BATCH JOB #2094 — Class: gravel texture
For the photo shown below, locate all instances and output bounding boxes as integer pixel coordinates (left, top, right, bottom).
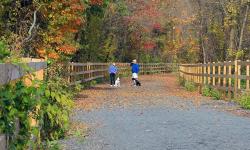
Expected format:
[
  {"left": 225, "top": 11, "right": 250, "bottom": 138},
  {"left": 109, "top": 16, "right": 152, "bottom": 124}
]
[{"left": 60, "top": 74, "right": 250, "bottom": 150}]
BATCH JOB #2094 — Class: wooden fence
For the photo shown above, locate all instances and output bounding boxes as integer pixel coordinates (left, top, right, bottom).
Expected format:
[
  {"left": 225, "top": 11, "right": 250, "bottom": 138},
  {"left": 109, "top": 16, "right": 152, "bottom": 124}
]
[
  {"left": 0, "top": 58, "right": 46, "bottom": 150},
  {"left": 0, "top": 58, "right": 46, "bottom": 85},
  {"left": 179, "top": 60, "right": 250, "bottom": 98},
  {"left": 68, "top": 63, "right": 177, "bottom": 85}
]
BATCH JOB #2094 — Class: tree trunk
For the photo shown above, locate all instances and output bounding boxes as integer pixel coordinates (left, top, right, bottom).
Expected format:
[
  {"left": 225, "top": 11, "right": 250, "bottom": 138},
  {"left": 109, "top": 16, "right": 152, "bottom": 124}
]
[
  {"left": 238, "top": 4, "right": 249, "bottom": 51},
  {"left": 196, "top": 0, "right": 206, "bottom": 63},
  {"left": 201, "top": 36, "right": 206, "bottom": 63},
  {"left": 229, "top": 27, "right": 236, "bottom": 51}
]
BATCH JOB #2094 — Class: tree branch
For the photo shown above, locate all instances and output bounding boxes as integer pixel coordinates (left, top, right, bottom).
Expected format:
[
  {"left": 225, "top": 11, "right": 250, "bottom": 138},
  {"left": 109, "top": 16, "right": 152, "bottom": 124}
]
[{"left": 23, "top": 5, "right": 41, "bottom": 42}]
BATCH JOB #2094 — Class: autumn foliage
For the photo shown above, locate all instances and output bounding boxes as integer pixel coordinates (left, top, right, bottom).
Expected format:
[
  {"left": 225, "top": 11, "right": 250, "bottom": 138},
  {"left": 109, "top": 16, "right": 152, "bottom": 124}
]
[
  {"left": 1, "top": 0, "right": 249, "bottom": 63},
  {"left": 37, "top": 0, "right": 85, "bottom": 59},
  {"left": 90, "top": 0, "right": 104, "bottom": 5}
]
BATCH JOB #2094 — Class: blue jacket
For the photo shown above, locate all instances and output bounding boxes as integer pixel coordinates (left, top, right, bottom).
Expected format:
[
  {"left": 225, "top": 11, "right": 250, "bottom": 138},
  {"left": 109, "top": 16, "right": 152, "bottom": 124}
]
[
  {"left": 132, "top": 63, "right": 139, "bottom": 73},
  {"left": 109, "top": 65, "right": 118, "bottom": 74}
]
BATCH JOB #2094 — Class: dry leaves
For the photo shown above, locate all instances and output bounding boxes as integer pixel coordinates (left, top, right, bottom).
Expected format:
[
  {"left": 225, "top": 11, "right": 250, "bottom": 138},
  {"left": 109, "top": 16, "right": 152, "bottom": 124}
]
[
  {"left": 74, "top": 74, "right": 203, "bottom": 111},
  {"left": 67, "top": 121, "right": 89, "bottom": 137},
  {"left": 73, "top": 74, "right": 250, "bottom": 117}
]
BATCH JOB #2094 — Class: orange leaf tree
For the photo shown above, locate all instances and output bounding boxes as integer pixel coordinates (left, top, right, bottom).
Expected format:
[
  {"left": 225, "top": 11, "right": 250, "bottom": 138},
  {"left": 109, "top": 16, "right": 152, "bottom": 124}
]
[{"left": 38, "top": 0, "right": 85, "bottom": 60}]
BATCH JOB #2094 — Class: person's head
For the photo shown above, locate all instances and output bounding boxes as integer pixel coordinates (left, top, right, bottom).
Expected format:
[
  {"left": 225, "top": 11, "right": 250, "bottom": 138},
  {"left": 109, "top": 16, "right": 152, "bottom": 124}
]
[
  {"left": 112, "top": 63, "right": 116, "bottom": 66},
  {"left": 132, "top": 59, "right": 137, "bottom": 63}
]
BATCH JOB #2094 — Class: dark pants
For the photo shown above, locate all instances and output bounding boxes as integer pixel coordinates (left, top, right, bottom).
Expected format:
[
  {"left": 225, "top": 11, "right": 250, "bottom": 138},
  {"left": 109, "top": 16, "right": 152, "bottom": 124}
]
[{"left": 110, "top": 73, "right": 116, "bottom": 85}]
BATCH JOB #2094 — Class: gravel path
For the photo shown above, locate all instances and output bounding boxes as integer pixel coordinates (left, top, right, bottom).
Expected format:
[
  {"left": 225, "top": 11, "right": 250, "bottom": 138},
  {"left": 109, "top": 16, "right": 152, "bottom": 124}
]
[{"left": 60, "top": 74, "right": 250, "bottom": 150}]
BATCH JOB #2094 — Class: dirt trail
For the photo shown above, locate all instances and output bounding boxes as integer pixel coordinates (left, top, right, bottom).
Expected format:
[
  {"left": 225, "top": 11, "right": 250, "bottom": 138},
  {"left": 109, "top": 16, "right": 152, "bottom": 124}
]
[
  {"left": 61, "top": 74, "right": 250, "bottom": 150},
  {"left": 74, "top": 74, "right": 202, "bottom": 111}
]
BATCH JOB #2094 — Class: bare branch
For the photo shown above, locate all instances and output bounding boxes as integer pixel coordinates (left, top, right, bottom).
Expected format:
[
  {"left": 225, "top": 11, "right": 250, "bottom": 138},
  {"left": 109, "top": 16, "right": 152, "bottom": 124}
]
[
  {"left": 23, "top": 5, "right": 41, "bottom": 43},
  {"left": 23, "top": 10, "right": 37, "bottom": 42}
]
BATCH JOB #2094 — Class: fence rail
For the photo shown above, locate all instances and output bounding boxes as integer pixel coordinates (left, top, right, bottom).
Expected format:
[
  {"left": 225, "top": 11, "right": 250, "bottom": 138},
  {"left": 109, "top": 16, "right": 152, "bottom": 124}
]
[
  {"left": 0, "top": 61, "right": 46, "bottom": 85},
  {"left": 179, "top": 60, "right": 250, "bottom": 98},
  {"left": 68, "top": 63, "right": 177, "bottom": 85}
]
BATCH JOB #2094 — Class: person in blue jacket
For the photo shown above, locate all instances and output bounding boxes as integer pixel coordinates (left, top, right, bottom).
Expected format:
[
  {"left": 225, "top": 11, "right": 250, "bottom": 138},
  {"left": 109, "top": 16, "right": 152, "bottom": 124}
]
[
  {"left": 109, "top": 63, "right": 118, "bottom": 86},
  {"left": 130, "top": 59, "right": 141, "bottom": 86}
]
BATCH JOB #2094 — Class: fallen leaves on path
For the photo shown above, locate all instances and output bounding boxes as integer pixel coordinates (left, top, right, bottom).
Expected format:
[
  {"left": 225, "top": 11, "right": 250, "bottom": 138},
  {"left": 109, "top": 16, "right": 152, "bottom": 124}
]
[
  {"left": 73, "top": 74, "right": 250, "bottom": 118},
  {"left": 74, "top": 74, "right": 203, "bottom": 111},
  {"left": 67, "top": 121, "right": 89, "bottom": 138}
]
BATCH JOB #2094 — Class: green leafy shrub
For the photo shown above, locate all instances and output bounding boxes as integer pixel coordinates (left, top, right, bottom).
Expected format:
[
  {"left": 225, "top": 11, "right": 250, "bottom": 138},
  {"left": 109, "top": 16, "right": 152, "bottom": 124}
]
[
  {"left": 0, "top": 40, "right": 10, "bottom": 62},
  {"left": 74, "top": 83, "right": 83, "bottom": 94},
  {"left": 202, "top": 85, "right": 221, "bottom": 100},
  {"left": 238, "top": 93, "right": 250, "bottom": 109},
  {"left": 39, "top": 74, "right": 74, "bottom": 141},
  {"left": 202, "top": 85, "right": 211, "bottom": 97},
  {"left": 0, "top": 81, "right": 41, "bottom": 149},
  {"left": 210, "top": 88, "right": 221, "bottom": 100},
  {"left": 0, "top": 62, "right": 75, "bottom": 149},
  {"left": 0, "top": 78, "right": 74, "bottom": 149},
  {"left": 184, "top": 81, "right": 196, "bottom": 92},
  {"left": 90, "top": 80, "right": 97, "bottom": 87},
  {"left": 178, "top": 76, "right": 186, "bottom": 86}
]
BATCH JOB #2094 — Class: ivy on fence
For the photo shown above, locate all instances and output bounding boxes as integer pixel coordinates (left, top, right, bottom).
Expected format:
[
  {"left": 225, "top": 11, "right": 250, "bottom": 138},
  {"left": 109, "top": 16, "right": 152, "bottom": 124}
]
[{"left": 0, "top": 62, "right": 75, "bottom": 149}]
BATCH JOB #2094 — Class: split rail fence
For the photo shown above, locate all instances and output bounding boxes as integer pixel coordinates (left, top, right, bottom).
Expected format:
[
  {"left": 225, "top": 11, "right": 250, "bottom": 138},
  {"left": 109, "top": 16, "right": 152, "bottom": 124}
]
[
  {"left": 68, "top": 63, "right": 178, "bottom": 85},
  {"left": 179, "top": 60, "right": 250, "bottom": 98}
]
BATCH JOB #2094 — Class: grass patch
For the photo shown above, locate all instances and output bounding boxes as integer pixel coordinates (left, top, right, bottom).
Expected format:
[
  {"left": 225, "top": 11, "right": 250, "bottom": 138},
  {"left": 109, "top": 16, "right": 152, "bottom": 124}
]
[
  {"left": 176, "top": 76, "right": 222, "bottom": 100},
  {"left": 178, "top": 76, "right": 197, "bottom": 92},
  {"left": 202, "top": 85, "right": 211, "bottom": 97},
  {"left": 238, "top": 93, "right": 250, "bottom": 109},
  {"left": 210, "top": 89, "right": 222, "bottom": 100},
  {"left": 178, "top": 76, "right": 186, "bottom": 87},
  {"left": 184, "top": 81, "right": 196, "bottom": 92},
  {"left": 202, "top": 85, "right": 222, "bottom": 100}
]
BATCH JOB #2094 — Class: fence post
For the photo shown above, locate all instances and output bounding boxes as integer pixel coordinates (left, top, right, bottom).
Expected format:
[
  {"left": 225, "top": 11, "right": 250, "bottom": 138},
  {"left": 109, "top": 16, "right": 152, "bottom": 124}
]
[
  {"left": 193, "top": 65, "right": 195, "bottom": 83},
  {"left": 228, "top": 61, "right": 232, "bottom": 98},
  {"left": 185, "top": 65, "right": 187, "bottom": 80},
  {"left": 234, "top": 60, "right": 238, "bottom": 98},
  {"left": 200, "top": 64, "right": 203, "bottom": 84},
  {"left": 238, "top": 60, "right": 241, "bottom": 92},
  {"left": 0, "top": 135, "right": 6, "bottom": 150},
  {"left": 188, "top": 66, "right": 191, "bottom": 82},
  {"left": 197, "top": 65, "right": 199, "bottom": 83},
  {"left": 193, "top": 66, "right": 195, "bottom": 82},
  {"left": 218, "top": 62, "right": 221, "bottom": 86},
  {"left": 208, "top": 62, "right": 211, "bottom": 85},
  {"left": 203, "top": 63, "right": 207, "bottom": 85},
  {"left": 197, "top": 65, "right": 200, "bottom": 84},
  {"left": 223, "top": 61, "right": 227, "bottom": 88},
  {"left": 222, "top": 61, "right": 227, "bottom": 98},
  {"left": 198, "top": 64, "right": 202, "bottom": 93},
  {"left": 212, "top": 62, "right": 216, "bottom": 86},
  {"left": 247, "top": 60, "right": 250, "bottom": 91},
  {"left": 86, "top": 63, "right": 89, "bottom": 82},
  {"left": 190, "top": 65, "right": 193, "bottom": 82},
  {"left": 196, "top": 65, "right": 198, "bottom": 83}
]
